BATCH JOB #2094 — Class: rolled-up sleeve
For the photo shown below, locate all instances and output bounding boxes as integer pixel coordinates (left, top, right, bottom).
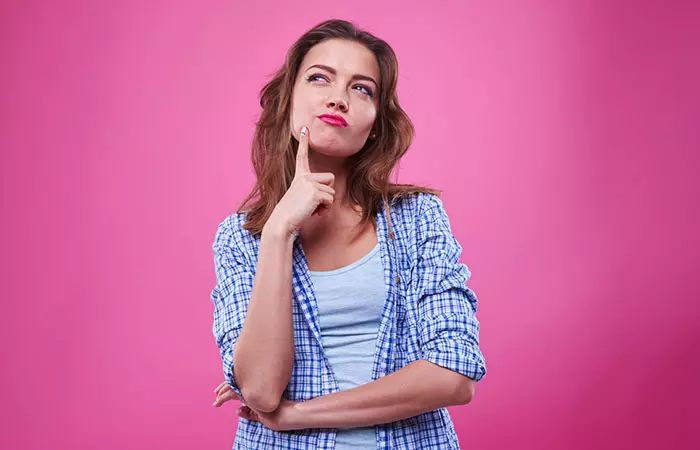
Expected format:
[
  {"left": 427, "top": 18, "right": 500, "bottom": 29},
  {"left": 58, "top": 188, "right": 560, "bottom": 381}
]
[
  {"left": 414, "top": 195, "right": 487, "bottom": 382},
  {"left": 211, "top": 216, "right": 255, "bottom": 397}
]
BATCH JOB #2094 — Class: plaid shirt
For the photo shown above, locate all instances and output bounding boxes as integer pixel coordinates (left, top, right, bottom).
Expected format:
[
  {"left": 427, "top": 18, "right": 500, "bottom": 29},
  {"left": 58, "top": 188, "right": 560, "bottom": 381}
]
[{"left": 211, "top": 193, "right": 487, "bottom": 449}]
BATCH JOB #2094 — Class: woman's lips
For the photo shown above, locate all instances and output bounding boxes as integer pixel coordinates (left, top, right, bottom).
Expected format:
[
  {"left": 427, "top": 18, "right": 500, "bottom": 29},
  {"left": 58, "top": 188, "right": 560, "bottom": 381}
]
[{"left": 317, "top": 114, "right": 348, "bottom": 128}]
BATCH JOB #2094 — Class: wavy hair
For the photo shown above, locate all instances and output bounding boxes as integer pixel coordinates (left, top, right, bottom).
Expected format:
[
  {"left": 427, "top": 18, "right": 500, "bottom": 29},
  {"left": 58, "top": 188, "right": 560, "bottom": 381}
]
[{"left": 238, "top": 19, "right": 439, "bottom": 236}]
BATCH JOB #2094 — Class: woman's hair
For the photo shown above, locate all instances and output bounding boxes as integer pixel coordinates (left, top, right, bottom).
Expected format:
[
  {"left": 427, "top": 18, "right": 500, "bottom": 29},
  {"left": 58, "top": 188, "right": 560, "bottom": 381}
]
[{"left": 238, "top": 19, "right": 439, "bottom": 236}]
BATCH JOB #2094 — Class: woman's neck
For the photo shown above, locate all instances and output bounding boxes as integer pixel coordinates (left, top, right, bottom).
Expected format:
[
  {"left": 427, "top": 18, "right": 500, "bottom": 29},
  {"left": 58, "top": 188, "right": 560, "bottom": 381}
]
[{"left": 308, "top": 150, "right": 351, "bottom": 208}]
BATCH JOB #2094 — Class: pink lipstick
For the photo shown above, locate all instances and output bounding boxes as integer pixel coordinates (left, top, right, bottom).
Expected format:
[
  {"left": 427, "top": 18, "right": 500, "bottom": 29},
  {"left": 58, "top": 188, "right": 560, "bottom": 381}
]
[{"left": 317, "top": 114, "right": 348, "bottom": 128}]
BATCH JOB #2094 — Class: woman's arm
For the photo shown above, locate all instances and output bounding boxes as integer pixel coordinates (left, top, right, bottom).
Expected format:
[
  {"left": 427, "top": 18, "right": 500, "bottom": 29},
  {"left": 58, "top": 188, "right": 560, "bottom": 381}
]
[
  {"left": 229, "top": 359, "right": 475, "bottom": 431},
  {"left": 232, "top": 223, "right": 296, "bottom": 413},
  {"left": 289, "top": 359, "right": 474, "bottom": 429},
  {"left": 229, "top": 126, "right": 336, "bottom": 413}
]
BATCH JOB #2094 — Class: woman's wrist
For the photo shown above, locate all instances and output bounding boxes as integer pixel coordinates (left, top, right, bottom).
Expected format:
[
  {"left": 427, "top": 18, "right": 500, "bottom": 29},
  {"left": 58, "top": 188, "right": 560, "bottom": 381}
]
[
  {"left": 284, "top": 400, "right": 308, "bottom": 430},
  {"left": 262, "top": 216, "right": 296, "bottom": 241}
]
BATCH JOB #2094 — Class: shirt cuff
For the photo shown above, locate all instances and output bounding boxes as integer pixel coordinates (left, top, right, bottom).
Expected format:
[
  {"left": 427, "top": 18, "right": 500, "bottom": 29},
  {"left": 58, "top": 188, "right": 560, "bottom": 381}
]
[{"left": 221, "top": 334, "right": 244, "bottom": 398}]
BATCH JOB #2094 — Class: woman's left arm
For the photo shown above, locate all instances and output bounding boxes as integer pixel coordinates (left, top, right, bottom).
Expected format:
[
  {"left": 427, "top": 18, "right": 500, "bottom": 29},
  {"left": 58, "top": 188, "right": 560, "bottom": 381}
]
[
  {"left": 224, "top": 358, "right": 472, "bottom": 430},
  {"left": 284, "top": 358, "right": 474, "bottom": 429}
]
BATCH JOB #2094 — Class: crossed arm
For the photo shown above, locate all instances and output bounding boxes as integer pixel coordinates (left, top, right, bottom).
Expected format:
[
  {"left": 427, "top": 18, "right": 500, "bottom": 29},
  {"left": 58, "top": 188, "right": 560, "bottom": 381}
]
[{"left": 213, "top": 358, "right": 475, "bottom": 431}]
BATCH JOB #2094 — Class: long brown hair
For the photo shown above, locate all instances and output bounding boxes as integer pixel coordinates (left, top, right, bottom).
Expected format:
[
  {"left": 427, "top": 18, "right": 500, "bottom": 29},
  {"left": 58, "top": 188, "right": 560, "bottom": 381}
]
[{"left": 238, "top": 19, "right": 439, "bottom": 236}]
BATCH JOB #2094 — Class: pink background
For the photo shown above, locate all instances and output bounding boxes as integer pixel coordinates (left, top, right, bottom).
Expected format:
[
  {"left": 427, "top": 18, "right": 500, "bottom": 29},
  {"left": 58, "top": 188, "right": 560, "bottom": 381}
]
[{"left": 2, "top": 0, "right": 698, "bottom": 449}]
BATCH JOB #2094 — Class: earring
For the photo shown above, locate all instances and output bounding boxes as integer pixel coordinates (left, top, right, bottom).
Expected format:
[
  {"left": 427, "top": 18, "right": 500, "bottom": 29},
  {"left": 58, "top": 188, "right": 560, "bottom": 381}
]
[{"left": 370, "top": 133, "right": 377, "bottom": 139}]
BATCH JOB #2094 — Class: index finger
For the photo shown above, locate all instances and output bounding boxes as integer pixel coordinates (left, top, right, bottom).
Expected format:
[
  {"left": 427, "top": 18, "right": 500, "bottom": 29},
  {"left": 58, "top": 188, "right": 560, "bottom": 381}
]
[{"left": 295, "top": 125, "right": 310, "bottom": 174}]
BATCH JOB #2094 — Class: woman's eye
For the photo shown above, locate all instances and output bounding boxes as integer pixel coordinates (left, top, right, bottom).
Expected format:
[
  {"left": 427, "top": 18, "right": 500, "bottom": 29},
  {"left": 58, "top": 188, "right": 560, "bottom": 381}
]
[
  {"left": 307, "top": 74, "right": 328, "bottom": 82},
  {"left": 353, "top": 85, "right": 374, "bottom": 97}
]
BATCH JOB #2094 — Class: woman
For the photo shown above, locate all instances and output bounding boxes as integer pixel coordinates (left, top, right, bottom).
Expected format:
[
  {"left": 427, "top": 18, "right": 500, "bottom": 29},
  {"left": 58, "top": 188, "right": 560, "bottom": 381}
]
[{"left": 210, "top": 19, "right": 486, "bottom": 449}]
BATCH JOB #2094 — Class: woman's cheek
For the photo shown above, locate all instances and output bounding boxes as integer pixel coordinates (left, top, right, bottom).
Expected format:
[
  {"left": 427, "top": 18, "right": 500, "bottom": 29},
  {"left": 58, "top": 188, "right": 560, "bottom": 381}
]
[
  {"left": 291, "top": 105, "right": 313, "bottom": 134},
  {"left": 359, "top": 107, "right": 377, "bottom": 135},
  {"left": 362, "top": 101, "right": 377, "bottom": 122}
]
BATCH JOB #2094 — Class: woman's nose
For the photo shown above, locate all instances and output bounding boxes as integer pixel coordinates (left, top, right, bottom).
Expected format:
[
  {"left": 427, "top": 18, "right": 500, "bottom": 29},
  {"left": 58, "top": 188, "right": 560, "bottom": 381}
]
[{"left": 326, "top": 97, "right": 348, "bottom": 112}]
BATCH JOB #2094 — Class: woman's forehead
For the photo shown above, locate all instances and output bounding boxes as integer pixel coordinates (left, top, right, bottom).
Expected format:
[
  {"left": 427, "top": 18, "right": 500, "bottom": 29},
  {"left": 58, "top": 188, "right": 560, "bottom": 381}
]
[{"left": 300, "top": 39, "right": 381, "bottom": 83}]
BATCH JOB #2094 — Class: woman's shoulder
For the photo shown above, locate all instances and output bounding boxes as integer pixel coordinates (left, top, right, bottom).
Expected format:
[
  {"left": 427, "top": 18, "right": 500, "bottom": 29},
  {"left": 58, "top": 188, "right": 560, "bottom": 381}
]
[
  {"left": 212, "top": 210, "right": 256, "bottom": 252},
  {"left": 389, "top": 191, "right": 447, "bottom": 227}
]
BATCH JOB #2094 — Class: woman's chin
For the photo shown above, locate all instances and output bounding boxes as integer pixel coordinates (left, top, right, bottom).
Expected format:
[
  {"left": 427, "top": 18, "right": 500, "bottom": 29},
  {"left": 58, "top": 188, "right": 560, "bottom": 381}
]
[{"left": 309, "top": 140, "right": 359, "bottom": 158}]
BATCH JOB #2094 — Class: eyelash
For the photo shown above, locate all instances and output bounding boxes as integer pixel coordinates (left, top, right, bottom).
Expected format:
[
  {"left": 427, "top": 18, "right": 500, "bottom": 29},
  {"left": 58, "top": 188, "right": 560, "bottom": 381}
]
[{"left": 306, "top": 74, "right": 374, "bottom": 98}]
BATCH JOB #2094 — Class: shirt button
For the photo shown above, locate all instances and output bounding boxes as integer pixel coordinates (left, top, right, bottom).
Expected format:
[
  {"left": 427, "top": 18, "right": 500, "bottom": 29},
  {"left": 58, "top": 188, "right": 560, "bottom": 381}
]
[{"left": 395, "top": 275, "right": 401, "bottom": 284}]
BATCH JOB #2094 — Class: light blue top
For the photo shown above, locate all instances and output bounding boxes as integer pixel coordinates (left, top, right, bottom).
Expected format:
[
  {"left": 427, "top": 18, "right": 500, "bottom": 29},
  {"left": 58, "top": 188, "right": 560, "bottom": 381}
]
[{"left": 309, "top": 242, "right": 384, "bottom": 450}]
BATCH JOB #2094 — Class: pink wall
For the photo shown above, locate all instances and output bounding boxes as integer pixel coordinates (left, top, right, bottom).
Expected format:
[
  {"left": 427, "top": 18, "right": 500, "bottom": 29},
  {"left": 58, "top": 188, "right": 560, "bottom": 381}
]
[{"left": 2, "top": 0, "right": 698, "bottom": 448}]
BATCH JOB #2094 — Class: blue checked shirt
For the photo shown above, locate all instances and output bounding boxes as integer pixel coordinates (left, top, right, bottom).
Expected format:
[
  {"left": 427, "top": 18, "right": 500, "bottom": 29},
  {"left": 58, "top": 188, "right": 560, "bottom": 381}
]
[{"left": 211, "top": 193, "right": 487, "bottom": 449}]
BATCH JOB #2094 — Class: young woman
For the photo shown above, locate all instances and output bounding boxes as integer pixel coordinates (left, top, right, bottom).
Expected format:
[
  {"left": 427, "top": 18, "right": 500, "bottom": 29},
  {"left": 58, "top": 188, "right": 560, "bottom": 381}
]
[{"left": 210, "top": 19, "right": 486, "bottom": 449}]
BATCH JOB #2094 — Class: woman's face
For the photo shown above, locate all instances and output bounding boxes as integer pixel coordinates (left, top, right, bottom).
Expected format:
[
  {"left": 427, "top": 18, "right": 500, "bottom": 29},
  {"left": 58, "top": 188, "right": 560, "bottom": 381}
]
[{"left": 290, "top": 39, "right": 380, "bottom": 158}]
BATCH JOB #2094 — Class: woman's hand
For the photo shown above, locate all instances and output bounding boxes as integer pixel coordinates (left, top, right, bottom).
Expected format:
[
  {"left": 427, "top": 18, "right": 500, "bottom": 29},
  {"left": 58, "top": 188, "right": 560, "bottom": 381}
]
[
  {"left": 212, "top": 381, "right": 245, "bottom": 407},
  {"left": 212, "top": 381, "right": 303, "bottom": 431},
  {"left": 266, "top": 125, "right": 336, "bottom": 236}
]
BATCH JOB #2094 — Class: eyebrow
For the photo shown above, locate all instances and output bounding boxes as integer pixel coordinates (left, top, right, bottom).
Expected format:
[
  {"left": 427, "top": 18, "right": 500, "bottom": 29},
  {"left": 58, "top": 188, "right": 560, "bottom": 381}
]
[{"left": 304, "top": 64, "right": 379, "bottom": 88}]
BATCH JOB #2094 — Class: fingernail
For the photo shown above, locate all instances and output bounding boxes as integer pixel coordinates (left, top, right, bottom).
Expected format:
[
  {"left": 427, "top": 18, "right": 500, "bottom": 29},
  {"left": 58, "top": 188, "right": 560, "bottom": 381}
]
[{"left": 300, "top": 126, "right": 307, "bottom": 137}]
